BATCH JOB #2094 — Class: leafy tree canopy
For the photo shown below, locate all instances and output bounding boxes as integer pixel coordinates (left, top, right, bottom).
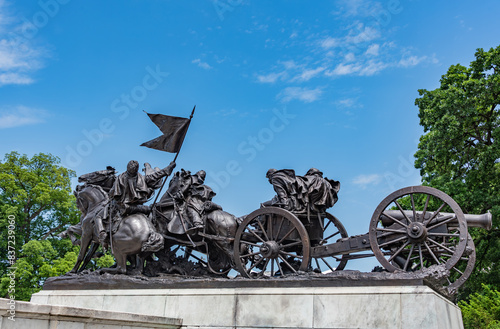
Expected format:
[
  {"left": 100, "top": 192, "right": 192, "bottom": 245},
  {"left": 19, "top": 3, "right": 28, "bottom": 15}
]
[
  {"left": 459, "top": 285, "right": 500, "bottom": 329},
  {"left": 0, "top": 239, "right": 79, "bottom": 300},
  {"left": 0, "top": 152, "right": 81, "bottom": 299},
  {"left": 0, "top": 151, "right": 79, "bottom": 241},
  {"left": 414, "top": 45, "right": 500, "bottom": 299}
]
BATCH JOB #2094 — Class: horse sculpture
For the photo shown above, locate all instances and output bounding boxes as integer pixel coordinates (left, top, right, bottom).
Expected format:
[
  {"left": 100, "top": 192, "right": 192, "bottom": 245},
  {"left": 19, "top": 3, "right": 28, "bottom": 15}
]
[
  {"left": 68, "top": 184, "right": 164, "bottom": 274},
  {"left": 62, "top": 165, "right": 239, "bottom": 276}
]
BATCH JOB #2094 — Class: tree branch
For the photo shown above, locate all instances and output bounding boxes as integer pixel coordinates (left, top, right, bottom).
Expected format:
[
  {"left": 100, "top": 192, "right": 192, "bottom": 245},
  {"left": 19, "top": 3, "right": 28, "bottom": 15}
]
[{"left": 40, "top": 223, "right": 65, "bottom": 240}]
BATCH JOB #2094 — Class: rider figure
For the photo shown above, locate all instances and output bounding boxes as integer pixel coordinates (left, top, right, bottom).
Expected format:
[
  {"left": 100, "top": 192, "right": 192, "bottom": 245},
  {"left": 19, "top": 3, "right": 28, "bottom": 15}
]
[
  {"left": 185, "top": 170, "right": 215, "bottom": 233},
  {"left": 96, "top": 160, "right": 176, "bottom": 243}
]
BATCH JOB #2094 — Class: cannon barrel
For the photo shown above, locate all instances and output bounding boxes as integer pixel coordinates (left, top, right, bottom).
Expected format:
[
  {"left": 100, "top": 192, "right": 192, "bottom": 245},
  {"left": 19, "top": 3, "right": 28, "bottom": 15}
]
[{"left": 380, "top": 210, "right": 492, "bottom": 230}]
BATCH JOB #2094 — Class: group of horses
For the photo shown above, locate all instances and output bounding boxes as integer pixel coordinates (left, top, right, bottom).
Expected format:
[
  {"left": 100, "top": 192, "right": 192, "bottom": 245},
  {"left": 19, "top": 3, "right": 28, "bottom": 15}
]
[{"left": 60, "top": 169, "right": 238, "bottom": 276}]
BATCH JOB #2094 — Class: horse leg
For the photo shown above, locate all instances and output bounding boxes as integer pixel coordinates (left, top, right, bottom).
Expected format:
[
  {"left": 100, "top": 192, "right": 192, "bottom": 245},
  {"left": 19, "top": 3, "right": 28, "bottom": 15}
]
[
  {"left": 80, "top": 242, "right": 99, "bottom": 272},
  {"left": 113, "top": 250, "right": 128, "bottom": 274},
  {"left": 134, "top": 253, "right": 150, "bottom": 275},
  {"left": 69, "top": 225, "right": 83, "bottom": 246},
  {"left": 99, "top": 236, "right": 128, "bottom": 275},
  {"left": 70, "top": 232, "right": 92, "bottom": 273}
]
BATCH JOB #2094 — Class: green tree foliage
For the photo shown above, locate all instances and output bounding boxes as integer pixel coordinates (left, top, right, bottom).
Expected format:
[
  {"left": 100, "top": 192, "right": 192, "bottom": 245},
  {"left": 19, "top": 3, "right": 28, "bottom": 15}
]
[
  {"left": 414, "top": 45, "right": 500, "bottom": 299},
  {"left": 0, "top": 152, "right": 81, "bottom": 300},
  {"left": 459, "top": 285, "right": 500, "bottom": 329},
  {"left": 0, "top": 240, "right": 78, "bottom": 301}
]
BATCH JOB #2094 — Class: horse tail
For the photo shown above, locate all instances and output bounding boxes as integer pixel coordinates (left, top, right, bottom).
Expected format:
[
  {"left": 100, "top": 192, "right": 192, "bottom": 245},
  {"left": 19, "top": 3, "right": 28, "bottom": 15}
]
[{"left": 141, "top": 231, "right": 164, "bottom": 253}]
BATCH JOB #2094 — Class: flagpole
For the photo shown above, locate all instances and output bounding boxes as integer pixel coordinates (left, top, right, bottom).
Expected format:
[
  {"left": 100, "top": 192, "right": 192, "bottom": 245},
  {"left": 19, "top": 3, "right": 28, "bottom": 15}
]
[
  {"left": 172, "top": 105, "right": 195, "bottom": 163},
  {"left": 151, "top": 105, "right": 196, "bottom": 208}
]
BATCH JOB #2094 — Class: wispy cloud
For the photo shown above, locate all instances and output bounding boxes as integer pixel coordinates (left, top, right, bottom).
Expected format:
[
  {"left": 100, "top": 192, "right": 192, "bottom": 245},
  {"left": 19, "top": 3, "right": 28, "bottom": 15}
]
[
  {"left": 365, "top": 43, "right": 380, "bottom": 56},
  {"left": 256, "top": 72, "right": 285, "bottom": 84},
  {"left": 336, "top": 98, "right": 360, "bottom": 108},
  {"left": 257, "top": 61, "right": 326, "bottom": 84},
  {"left": 333, "top": 0, "right": 384, "bottom": 18},
  {"left": 192, "top": 58, "right": 212, "bottom": 70},
  {"left": 0, "top": 105, "right": 49, "bottom": 129},
  {"left": 319, "top": 23, "right": 380, "bottom": 52},
  {"left": 0, "top": 1, "right": 46, "bottom": 87},
  {"left": 321, "top": 37, "right": 338, "bottom": 50},
  {"left": 277, "top": 86, "right": 323, "bottom": 103},
  {"left": 252, "top": 1, "right": 435, "bottom": 94},
  {"left": 352, "top": 174, "right": 382, "bottom": 188},
  {"left": 398, "top": 55, "right": 427, "bottom": 67},
  {"left": 292, "top": 67, "right": 326, "bottom": 82}
]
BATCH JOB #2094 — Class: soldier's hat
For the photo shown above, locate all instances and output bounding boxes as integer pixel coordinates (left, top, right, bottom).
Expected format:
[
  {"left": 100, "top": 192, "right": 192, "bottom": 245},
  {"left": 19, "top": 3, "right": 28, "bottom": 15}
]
[
  {"left": 266, "top": 168, "right": 277, "bottom": 178},
  {"left": 194, "top": 170, "right": 206, "bottom": 181},
  {"left": 306, "top": 168, "right": 323, "bottom": 176}
]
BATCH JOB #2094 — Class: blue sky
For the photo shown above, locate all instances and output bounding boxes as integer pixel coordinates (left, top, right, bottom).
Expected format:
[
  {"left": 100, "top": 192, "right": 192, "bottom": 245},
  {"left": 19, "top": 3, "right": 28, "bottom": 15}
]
[{"left": 1, "top": 0, "right": 499, "bottom": 271}]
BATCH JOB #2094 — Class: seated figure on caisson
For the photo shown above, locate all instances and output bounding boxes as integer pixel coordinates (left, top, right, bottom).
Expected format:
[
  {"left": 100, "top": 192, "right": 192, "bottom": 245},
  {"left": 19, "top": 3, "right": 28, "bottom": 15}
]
[{"left": 262, "top": 167, "right": 340, "bottom": 215}]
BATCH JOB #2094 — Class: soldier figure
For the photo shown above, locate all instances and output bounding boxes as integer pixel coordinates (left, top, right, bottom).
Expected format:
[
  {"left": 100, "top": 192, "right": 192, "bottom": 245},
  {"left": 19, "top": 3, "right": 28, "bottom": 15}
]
[
  {"left": 185, "top": 170, "right": 216, "bottom": 232},
  {"left": 263, "top": 167, "right": 340, "bottom": 214},
  {"left": 96, "top": 160, "right": 176, "bottom": 243},
  {"left": 262, "top": 168, "right": 305, "bottom": 212},
  {"left": 300, "top": 168, "right": 340, "bottom": 213}
]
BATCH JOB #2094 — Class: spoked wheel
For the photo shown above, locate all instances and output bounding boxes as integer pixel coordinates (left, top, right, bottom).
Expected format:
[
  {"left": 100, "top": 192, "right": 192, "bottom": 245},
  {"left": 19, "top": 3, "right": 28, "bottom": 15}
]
[
  {"left": 445, "top": 233, "right": 475, "bottom": 295},
  {"left": 310, "top": 213, "right": 349, "bottom": 272},
  {"left": 369, "top": 186, "right": 468, "bottom": 274},
  {"left": 234, "top": 207, "right": 310, "bottom": 278}
]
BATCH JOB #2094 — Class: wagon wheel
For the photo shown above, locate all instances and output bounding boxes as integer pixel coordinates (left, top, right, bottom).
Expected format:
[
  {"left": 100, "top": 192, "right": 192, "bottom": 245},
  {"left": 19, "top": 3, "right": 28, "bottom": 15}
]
[
  {"left": 310, "top": 213, "right": 349, "bottom": 272},
  {"left": 234, "top": 207, "right": 310, "bottom": 278},
  {"left": 445, "top": 233, "right": 475, "bottom": 295},
  {"left": 368, "top": 186, "right": 468, "bottom": 274}
]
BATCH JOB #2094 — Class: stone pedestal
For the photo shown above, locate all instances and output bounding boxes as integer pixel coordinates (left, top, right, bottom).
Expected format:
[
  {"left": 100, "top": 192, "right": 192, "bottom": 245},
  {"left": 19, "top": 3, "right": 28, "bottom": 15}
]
[
  {"left": 0, "top": 297, "right": 181, "bottom": 329},
  {"left": 31, "top": 283, "right": 464, "bottom": 329}
]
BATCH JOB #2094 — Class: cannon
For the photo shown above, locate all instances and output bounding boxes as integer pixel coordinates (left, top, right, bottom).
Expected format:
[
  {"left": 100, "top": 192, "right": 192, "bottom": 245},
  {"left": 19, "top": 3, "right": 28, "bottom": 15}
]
[{"left": 232, "top": 186, "right": 492, "bottom": 294}]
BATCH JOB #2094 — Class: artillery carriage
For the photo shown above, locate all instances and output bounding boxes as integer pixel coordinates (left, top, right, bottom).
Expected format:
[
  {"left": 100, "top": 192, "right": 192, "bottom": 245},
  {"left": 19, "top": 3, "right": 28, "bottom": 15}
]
[{"left": 232, "top": 185, "right": 491, "bottom": 295}]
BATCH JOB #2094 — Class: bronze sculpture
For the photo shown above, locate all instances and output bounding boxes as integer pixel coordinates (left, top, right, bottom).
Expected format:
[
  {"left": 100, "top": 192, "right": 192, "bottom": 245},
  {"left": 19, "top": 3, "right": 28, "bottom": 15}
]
[
  {"left": 62, "top": 162, "right": 492, "bottom": 297},
  {"left": 58, "top": 109, "right": 493, "bottom": 298}
]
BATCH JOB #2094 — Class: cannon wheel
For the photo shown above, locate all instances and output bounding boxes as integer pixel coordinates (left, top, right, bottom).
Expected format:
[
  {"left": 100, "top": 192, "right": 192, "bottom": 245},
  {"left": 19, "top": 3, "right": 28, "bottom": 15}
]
[
  {"left": 369, "top": 186, "right": 468, "bottom": 273},
  {"left": 445, "top": 233, "right": 476, "bottom": 295},
  {"left": 234, "top": 207, "right": 310, "bottom": 278},
  {"left": 310, "top": 213, "right": 349, "bottom": 272}
]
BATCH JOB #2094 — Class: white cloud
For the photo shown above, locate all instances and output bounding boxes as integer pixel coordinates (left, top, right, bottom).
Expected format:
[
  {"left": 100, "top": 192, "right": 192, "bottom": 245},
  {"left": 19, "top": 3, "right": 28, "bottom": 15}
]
[
  {"left": 280, "top": 60, "right": 298, "bottom": 70},
  {"left": 0, "top": 1, "right": 46, "bottom": 87},
  {"left": 0, "top": 105, "right": 48, "bottom": 129},
  {"left": 398, "top": 55, "right": 427, "bottom": 67},
  {"left": 292, "top": 66, "right": 325, "bottom": 82},
  {"left": 335, "top": 0, "right": 384, "bottom": 18},
  {"left": 256, "top": 72, "right": 284, "bottom": 84},
  {"left": 328, "top": 60, "right": 386, "bottom": 77},
  {"left": 336, "top": 98, "right": 358, "bottom": 108},
  {"left": 344, "top": 52, "right": 356, "bottom": 62},
  {"left": 320, "top": 37, "right": 338, "bottom": 49},
  {"left": 0, "top": 72, "right": 33, "bottom": 86},
  {"left": 352, "top": 174, "right": 382, "bottom": 188},
  {"left": 345, "top": 25, "right": 380, "bottom": 44},
  {"left": 319, "top": 25, "right": 379, "bottom": 54},
  {"left": 325, "top": 63, "right": 361, "bottom": 76},
  {"left": 277, "top": 87, "right": 323, "bottom": 103},
  {"left": 192, "top": 58, "right": 212, "bottom": 70},
  {"left": 358, "top": 60, "right": 387, "bottom": 76},
  {"left": 365, "top": 44, "right": 380, "bottom": 56}
]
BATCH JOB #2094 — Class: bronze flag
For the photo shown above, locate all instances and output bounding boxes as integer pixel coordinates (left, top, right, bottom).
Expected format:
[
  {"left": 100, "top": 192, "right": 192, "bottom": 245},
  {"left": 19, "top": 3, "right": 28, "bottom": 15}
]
[{"left": 140, "top": 112, "right": 190, "bottom": 153}]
